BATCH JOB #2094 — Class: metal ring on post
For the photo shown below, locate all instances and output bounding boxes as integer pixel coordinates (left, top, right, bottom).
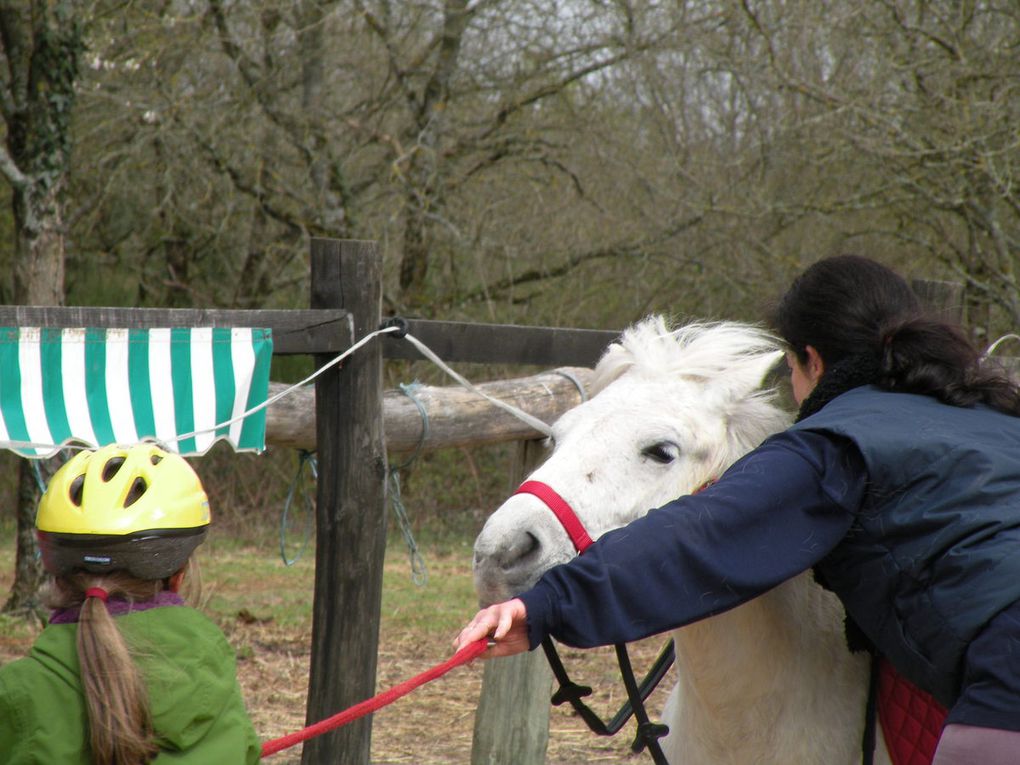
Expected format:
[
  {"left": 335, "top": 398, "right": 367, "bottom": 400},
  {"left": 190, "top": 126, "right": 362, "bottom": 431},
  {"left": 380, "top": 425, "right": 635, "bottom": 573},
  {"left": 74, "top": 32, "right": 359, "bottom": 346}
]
[
  {"left": 555, "top": 368, "right": 589, "bottom": 403},
  {"left": 380, "top": 316, "right": 410, "bottom": 338}
]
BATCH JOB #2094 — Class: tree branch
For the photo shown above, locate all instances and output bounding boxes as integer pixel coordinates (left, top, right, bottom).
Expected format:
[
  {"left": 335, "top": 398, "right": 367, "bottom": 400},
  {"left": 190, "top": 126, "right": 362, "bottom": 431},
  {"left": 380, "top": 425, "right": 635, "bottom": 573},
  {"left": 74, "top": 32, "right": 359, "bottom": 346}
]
[
  {"left": 452, "top": 213, "right": 705, "bottom": 307},
  {"left": 206, "top": 0, "right": 316, "bottom": 168},
  {"left": 0, "top": 142, "right": 27, "bottom": 187},
  {"left": 184, "top": 121, "right": 307, "bottom": 239}
]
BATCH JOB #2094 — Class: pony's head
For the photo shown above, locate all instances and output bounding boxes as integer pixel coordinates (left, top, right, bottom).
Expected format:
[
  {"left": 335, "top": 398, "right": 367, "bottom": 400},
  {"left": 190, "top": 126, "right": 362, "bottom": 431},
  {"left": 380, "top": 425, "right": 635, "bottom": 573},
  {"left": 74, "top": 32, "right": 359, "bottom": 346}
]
[{"left": 473, "top": 317, "right": 791, "bottom": 605}]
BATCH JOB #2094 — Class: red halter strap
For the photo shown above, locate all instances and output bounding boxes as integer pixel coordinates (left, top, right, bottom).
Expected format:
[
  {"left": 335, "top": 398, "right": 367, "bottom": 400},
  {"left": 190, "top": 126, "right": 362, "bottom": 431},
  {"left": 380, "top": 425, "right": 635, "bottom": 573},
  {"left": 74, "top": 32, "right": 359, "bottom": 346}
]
[
  {"left": 514, "top": 477, "right": 718, "bottom": 556},
  {"left": 514, "top": 480, "right": 594, "bottom": 554}
]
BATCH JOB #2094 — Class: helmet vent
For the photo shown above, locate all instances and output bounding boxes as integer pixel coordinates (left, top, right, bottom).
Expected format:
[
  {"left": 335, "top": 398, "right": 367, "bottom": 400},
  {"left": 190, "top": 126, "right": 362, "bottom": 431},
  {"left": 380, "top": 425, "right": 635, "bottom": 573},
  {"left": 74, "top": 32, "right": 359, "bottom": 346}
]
[
  {"left": 150, "top": 453, "right": 163, "bottom": 465},
  {"left": 69, "top": 475, "right": 85, "bottom": 506},
  {"left": 102, "top": 457, "right": 125, "bottom": 482},
  {"left": 124, "top": 477, "right": 148, "bottom": 508}
]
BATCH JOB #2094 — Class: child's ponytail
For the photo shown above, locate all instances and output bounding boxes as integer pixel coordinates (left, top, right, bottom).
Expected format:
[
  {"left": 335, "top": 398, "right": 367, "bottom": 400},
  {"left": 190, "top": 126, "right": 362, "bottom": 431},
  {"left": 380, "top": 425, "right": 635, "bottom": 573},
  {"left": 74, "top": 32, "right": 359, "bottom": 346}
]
[{"left": 63, "top": 574, "right": 161, "bottom": 765}]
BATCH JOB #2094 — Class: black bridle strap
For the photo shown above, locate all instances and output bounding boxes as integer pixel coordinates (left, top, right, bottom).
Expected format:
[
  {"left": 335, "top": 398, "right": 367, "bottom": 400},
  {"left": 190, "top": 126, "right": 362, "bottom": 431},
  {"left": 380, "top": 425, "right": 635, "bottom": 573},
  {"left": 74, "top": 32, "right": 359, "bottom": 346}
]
[
  {"left": 521, "top": 479, "right": 712, "bottom": 764},
  {"left": 541, "top": 637, "right": 674, "bottom": 765},
  {"left": 861, "top": 653, "right": 879, "bottom": 765}
]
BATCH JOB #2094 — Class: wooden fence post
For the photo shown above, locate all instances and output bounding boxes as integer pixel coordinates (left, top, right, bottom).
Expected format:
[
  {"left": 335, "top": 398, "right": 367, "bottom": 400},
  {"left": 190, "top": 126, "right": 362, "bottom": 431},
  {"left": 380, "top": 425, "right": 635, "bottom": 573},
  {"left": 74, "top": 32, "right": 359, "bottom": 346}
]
[
  {"left": 302, "top": 239, "right": 387, "bottom": 764},
  {"left": 471, "top": 438, "right": 553, "bottom": 765}
]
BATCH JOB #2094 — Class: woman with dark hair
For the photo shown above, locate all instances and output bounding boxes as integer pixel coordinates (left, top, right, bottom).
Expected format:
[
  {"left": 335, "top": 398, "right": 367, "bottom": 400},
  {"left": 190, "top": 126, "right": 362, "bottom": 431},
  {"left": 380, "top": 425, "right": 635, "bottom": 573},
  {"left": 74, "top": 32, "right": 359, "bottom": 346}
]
[{"left": 456, "top": 255, "right": 1020, "bottom": 764}]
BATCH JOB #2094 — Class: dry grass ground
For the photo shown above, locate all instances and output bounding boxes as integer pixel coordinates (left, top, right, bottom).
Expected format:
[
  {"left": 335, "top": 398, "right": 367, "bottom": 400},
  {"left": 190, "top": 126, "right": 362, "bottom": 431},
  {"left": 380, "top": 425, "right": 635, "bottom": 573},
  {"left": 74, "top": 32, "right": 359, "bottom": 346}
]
[{"left": 0, "top": 533, "right": 674, "bottom": 764}]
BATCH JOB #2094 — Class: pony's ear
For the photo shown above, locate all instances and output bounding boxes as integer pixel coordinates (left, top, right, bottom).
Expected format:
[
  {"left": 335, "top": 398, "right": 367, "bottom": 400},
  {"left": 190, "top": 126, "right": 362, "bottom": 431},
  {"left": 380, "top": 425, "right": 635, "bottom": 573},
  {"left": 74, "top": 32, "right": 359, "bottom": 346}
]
[
  {"left": 755, "top": 350, "right": 787, "bottom": 389},
  {"left": 721, "top": 390, "right": 794, "bottom": 462},
  {"left": 720, "top": 348, "right": 785, "bottom": 400},
  {"left": 756, "top": 349, "right": 797, "bottom": 408},
  {"left": 591, "top": 338, "right": 638, "bottom": 395}
]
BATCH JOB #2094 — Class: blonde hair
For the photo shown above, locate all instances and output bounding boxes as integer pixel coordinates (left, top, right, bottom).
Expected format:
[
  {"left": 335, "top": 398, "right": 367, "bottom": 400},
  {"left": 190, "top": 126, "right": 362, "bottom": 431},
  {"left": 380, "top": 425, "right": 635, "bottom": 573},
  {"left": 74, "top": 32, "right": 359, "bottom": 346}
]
[{"left": 44, "top": 559, "right": 201, "bottom": 765}]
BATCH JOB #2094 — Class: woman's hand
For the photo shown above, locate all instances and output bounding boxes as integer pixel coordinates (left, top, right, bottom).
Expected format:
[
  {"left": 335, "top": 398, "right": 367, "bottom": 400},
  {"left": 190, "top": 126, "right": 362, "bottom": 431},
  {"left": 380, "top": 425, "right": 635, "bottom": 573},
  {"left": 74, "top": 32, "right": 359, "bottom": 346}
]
[{"left": 454, "top": 598, "right": 530, "bottom": 658}]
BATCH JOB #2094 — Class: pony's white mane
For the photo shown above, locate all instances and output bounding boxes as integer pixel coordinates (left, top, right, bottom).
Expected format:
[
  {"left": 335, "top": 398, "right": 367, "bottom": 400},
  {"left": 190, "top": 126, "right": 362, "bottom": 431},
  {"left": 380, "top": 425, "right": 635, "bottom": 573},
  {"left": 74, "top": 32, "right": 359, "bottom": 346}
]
[{"left": 592, "top": 316, "right": 785, "bottom": 394}]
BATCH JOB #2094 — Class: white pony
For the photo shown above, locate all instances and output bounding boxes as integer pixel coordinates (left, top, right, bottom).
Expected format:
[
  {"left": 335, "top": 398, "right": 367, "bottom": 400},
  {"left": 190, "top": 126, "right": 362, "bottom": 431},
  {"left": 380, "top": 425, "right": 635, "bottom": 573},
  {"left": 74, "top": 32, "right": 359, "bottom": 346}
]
[{"left": 473, "top": 318, "right": 892, "bottom": 765}]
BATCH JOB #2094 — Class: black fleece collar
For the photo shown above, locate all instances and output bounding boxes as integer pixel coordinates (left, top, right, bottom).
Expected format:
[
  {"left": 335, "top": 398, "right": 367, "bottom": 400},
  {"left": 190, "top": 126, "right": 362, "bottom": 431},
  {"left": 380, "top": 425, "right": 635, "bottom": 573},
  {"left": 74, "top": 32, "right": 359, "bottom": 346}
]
[{"left": 796, "top": 353, "right": 883, "bottom": 423}]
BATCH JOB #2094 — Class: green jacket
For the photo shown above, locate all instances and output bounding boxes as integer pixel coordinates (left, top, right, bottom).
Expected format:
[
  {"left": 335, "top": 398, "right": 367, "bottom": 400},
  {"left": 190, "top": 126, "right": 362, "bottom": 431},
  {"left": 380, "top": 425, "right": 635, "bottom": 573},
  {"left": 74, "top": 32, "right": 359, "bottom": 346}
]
[{"left": 0, "top": 603, "right": 261, "bottom": 764}]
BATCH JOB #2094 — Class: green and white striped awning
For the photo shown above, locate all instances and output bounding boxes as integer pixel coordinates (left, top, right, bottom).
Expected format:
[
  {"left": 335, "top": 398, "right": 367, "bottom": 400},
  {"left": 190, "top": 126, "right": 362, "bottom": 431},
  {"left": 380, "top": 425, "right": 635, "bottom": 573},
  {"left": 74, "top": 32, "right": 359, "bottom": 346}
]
[{"left": 0, "top": 327, "right": 272, "bottom": 458}]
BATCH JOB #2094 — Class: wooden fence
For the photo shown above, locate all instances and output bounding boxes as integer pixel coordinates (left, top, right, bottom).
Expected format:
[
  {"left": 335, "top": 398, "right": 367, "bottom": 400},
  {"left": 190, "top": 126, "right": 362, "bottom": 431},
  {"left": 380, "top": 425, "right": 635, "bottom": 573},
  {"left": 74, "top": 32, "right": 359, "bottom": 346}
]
[{"left": 0, "top": 238, "right": 618, "bottom": 765}]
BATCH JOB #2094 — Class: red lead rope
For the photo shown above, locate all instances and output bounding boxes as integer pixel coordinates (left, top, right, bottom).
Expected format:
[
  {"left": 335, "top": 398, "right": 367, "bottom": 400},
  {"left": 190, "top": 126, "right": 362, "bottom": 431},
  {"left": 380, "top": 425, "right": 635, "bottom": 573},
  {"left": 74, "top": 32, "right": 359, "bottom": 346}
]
[{"left": 260, "top": 638, "right": 488, "bottom": 758}]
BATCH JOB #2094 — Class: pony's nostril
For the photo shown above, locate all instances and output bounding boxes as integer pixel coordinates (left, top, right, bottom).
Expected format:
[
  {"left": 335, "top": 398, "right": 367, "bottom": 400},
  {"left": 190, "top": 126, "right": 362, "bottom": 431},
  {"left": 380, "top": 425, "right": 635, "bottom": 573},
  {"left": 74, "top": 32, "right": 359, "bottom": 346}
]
[
  {"left": 522, "top": 531, "right": 539, "bottom": 556},
  {"left": 499, "top": 531, "right": 540, "bottom": 571}
]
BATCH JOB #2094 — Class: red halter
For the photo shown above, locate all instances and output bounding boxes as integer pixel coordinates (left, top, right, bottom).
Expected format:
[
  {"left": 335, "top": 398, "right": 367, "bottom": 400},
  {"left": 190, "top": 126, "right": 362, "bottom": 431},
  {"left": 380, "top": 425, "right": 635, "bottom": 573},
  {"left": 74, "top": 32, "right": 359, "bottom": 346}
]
[
  {"left": 513, "top": 478, "right": 717, "bottom": 555},
  {"left": 514, "top": 480, "right": 594, "bottom": 553}
]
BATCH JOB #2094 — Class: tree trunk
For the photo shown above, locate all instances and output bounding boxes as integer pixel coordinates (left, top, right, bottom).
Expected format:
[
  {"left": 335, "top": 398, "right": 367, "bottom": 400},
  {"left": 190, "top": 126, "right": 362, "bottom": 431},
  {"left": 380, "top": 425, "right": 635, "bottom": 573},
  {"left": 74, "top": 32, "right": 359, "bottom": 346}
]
[
  {"left": 0, "top": 0, "right": 81, "bottom": 614},
  {"left": 3, "top": 185, "right": 67, "bottom": 612},
  {"left": 6, "top": 463, "right": 45, "bottom": 615},
  {"left": 3, "top": 184, "right": 68, "bottom": 613},
  {"left": 396, "top": 0, "right": 470, "bottom": 307},
  {"left": 399, "top": 197, "right": 432, "bottom": 300}
]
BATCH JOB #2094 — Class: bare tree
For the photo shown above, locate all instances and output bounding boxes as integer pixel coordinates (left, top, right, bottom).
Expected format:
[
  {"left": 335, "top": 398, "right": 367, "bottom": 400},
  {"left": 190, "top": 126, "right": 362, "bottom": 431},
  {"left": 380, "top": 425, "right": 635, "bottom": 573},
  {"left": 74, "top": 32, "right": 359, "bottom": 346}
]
[
  {"left": 71, "top": 1, "right": 719, "bottom": 321},
  {"left": 733, "top": 0, "right": 1020, "bottom": 336},
  {"left": 63, "top": 1, "right": 1018, "bottom": 333},
  {"left": 0, "top": 0, "right": 83, "bottom": 612}
]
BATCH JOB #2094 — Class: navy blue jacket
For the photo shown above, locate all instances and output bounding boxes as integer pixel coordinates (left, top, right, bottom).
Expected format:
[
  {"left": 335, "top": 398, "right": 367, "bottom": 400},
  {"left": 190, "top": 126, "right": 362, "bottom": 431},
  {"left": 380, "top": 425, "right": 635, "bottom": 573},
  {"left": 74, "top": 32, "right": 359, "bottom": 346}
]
[
  {"left": 519, "top": 387, "right": 1020, "bottom": 707},
  {"left": 794, "top": 387, "right": 1020, "bottom": 704}
]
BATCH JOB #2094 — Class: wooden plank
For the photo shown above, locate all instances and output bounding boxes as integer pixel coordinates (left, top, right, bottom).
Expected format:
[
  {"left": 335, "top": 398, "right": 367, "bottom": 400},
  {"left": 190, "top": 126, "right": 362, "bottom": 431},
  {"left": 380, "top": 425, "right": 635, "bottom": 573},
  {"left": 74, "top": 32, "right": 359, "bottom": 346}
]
[
  {"left": 0, "top": 306, "right": 351, "bottom": 355},
  {"left": 383, "top": 318, "right": 619, "bottom": 367},
  {"left": 264, "top": 367, "right": 595, "bottom": 452},
  {"left": 470, "top": 438, "right": 552, "bottom": 765},
  {"left": 302, "top": 240, "right": 387, "bottom": 765}
]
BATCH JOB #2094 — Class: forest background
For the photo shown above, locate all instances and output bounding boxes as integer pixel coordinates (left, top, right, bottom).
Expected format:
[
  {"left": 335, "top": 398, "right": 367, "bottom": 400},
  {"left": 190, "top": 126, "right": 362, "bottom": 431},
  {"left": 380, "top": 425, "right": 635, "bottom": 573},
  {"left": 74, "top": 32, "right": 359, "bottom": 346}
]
[{"left": 0, "top": 0, "right": 1018, "bottom": 612}]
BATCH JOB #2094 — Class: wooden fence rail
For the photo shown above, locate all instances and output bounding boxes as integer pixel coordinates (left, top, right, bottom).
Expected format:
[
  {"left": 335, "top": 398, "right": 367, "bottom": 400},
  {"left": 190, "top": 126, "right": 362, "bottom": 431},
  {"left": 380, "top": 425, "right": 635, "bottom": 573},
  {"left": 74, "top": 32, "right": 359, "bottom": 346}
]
[
  {"left": 0, "top": 306, "right": 351, "bottom": 354},
  {"left": 265, "top": 367, "right": 594, "bottom": 453}
]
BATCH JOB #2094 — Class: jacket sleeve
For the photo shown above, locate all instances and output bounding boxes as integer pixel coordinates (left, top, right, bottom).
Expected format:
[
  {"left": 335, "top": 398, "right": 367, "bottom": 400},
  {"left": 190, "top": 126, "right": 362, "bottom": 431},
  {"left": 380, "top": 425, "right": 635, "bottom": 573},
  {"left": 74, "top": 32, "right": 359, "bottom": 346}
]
[
  {"left": 519, "top": 428, "right": 865, "bottom": 649},
  {"left": 0, "top": 674, "right": 32, "bottom": 765}
]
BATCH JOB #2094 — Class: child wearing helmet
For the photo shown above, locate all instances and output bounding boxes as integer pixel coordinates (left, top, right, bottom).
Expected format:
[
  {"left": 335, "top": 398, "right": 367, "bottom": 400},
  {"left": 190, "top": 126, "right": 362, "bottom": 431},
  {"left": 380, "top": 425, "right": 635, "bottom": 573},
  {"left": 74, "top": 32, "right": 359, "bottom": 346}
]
[{"left": 0, "top": 444, "right": 261, "bottom": 765}]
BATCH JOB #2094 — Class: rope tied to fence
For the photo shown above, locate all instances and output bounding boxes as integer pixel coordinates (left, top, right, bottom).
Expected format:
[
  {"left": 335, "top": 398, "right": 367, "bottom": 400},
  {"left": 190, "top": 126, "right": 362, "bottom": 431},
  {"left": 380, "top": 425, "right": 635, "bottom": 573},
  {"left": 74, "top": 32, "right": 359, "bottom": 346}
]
[
  {"left": 260, "top": 637, "right": 488, "bottom": 758},
  {"left": 279, "top": 449, "right": 317, "bottom": 566},
  {"left": 388, "top": 381, "right": 430, "bottom": 585},
  {"left": 398, "top": 330, "right": 554, "bottom": 437}
]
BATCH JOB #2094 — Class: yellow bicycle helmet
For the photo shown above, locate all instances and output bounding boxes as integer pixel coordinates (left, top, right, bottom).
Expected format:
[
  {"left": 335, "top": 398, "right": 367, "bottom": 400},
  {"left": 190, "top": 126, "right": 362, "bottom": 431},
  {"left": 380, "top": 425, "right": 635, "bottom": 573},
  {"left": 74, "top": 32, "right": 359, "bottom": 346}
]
[{"left": 36, "top": 444, "right": 211, "bottom": 579}]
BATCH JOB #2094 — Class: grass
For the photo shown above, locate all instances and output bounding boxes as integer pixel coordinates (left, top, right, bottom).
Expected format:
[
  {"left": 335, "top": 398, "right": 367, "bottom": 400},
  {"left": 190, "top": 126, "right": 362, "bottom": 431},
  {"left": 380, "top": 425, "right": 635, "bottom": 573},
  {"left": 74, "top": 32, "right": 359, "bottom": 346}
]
[
  {"left": 196, "top": 531, "right": 479, "bottom": 636},
  {"left": 200, "top": 539, "right": 318, "bottom": 630}
]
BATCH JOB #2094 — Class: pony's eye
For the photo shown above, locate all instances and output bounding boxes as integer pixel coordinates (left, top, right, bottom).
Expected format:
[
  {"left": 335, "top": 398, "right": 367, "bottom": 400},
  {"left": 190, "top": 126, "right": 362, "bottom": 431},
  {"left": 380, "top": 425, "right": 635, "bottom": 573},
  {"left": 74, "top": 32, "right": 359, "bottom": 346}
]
[{"left": 642, "top": 442, "right": 680, "bottom": 464}]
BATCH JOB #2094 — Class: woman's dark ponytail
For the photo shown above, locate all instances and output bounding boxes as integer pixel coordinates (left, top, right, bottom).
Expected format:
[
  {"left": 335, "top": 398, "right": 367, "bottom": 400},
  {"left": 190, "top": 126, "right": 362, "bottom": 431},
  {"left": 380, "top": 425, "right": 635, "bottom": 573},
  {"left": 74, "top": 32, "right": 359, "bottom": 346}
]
[{"left": 880, "top": 317, "right": 1020, "bottom": 414}]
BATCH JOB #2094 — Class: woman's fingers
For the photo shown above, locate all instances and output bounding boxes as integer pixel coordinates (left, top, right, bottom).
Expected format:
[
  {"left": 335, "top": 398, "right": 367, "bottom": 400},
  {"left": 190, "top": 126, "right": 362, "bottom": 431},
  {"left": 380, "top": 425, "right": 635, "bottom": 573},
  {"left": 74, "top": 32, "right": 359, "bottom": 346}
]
[
  {"left": 454, "top": 599, "right": 528, "bottom": 658},
  {"left": 493, "top": 598, "right": 524, "bottom": 639},
  {"left": 455, "top": 604, "right": 500, "bottom": 645}
]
